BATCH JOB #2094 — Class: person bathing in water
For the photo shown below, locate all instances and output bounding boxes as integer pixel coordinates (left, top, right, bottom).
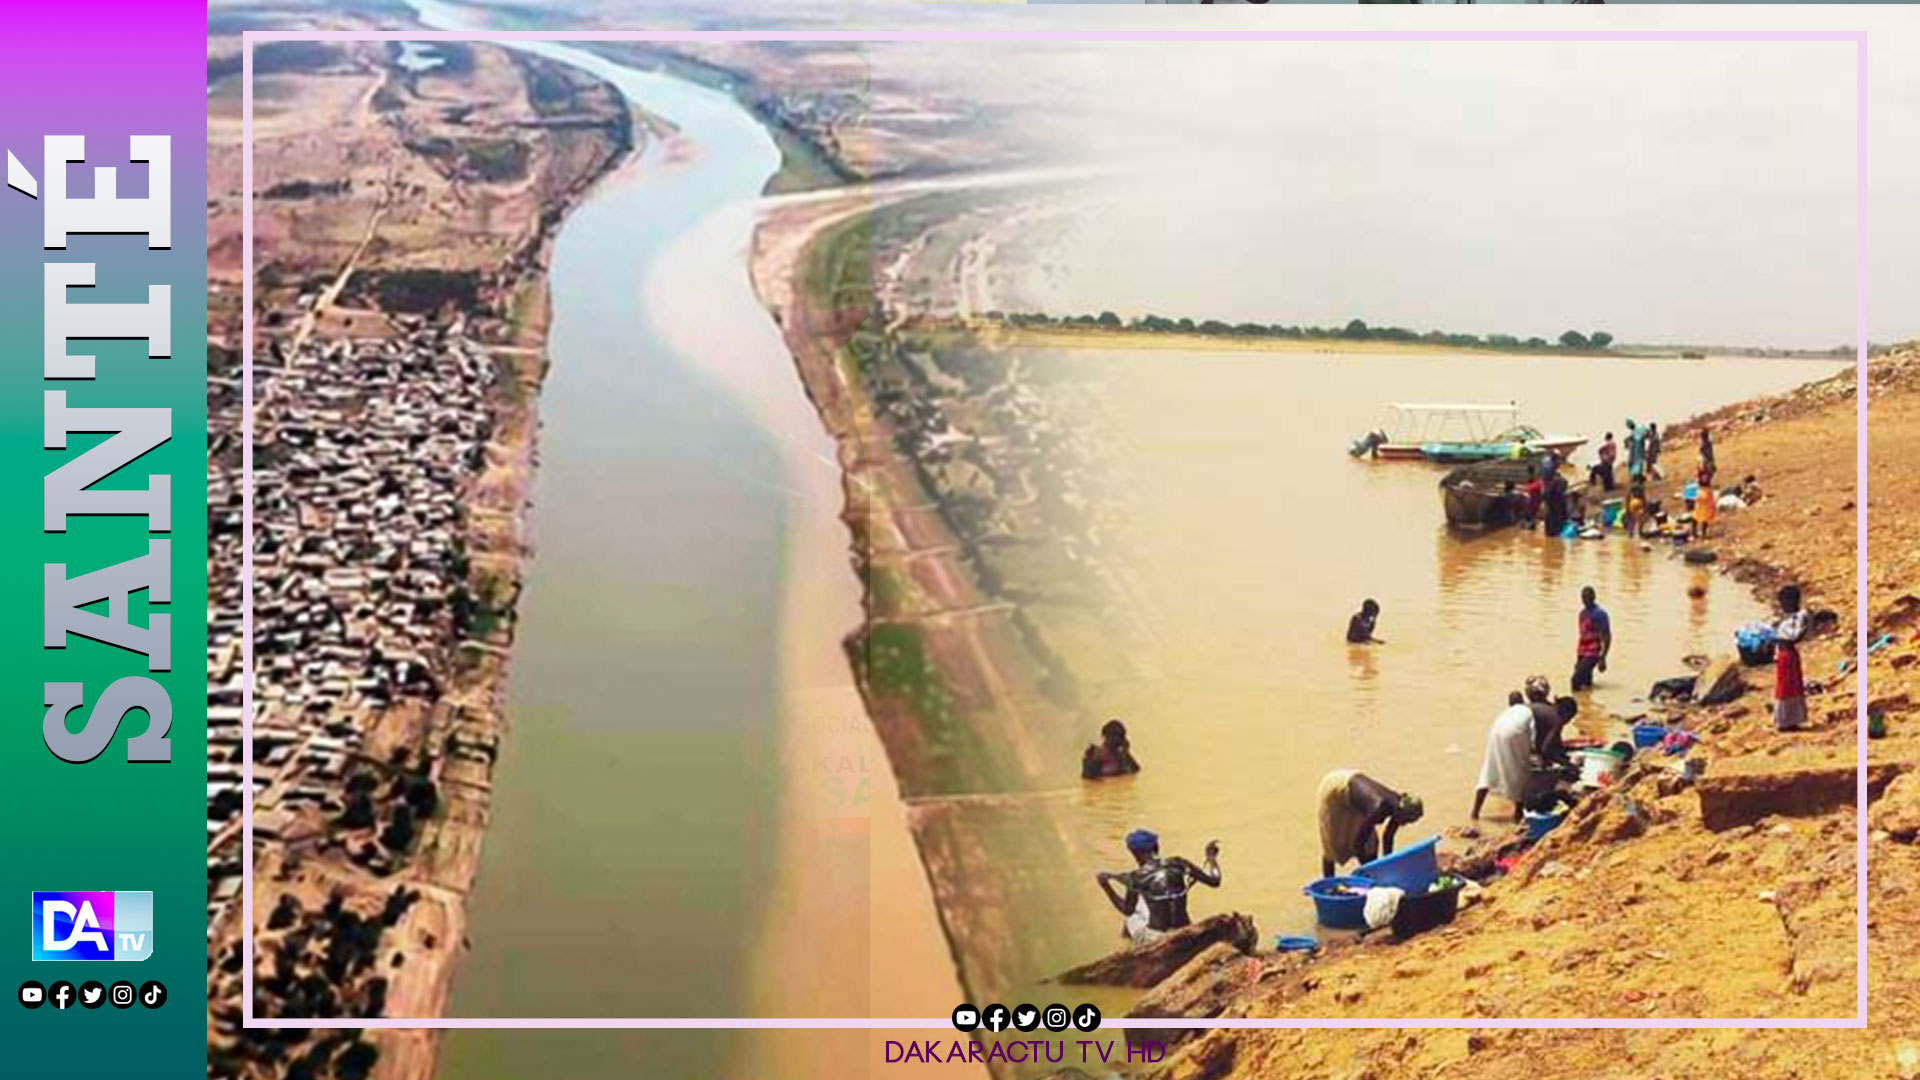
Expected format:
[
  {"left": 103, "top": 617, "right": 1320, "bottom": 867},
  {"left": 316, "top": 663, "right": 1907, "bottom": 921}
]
[
  {"left": 1347, "top": 599, "right": 1384, "bottom": 644},
  {"left": 1096, "top": 829, "right": 1222, "bottom": 945},
  {"left": 1316, "top": 770, "right": 1424, "bottom": 878},
  {"left": 1081, "top": 719, "right": 1142, "bottom": 780}
]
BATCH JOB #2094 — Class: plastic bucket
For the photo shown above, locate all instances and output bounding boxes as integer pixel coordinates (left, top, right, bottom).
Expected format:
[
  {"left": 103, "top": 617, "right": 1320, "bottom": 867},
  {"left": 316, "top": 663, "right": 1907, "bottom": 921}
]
[
  {"left": 1354, "top": 836, "right": 1442, "bottom": 893},
  {"left": 1632, "top": 723, "right": 1668, "bottom": 749},
  {"left": 1302, "top": 877, "right": 1372, "bottom": 929},
  {"left": 1572, "top": 748, "right": 1624, "bottom": 787}
]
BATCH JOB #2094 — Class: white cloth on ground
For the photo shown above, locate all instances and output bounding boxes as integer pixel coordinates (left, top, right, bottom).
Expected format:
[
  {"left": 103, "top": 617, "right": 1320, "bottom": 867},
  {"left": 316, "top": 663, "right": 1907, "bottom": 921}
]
[
  {"left": 1478, "top": 703, "right": 1536, "bottom": 804},
  {"left": 1363, "top": 886, "right": 1406, "bottom": 930}
]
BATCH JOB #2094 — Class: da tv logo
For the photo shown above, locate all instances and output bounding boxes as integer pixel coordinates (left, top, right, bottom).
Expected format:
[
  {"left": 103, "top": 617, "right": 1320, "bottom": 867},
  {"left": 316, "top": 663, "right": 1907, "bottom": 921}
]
[{"left": 31, "top": 892, "right": 153, "bottom": 961}]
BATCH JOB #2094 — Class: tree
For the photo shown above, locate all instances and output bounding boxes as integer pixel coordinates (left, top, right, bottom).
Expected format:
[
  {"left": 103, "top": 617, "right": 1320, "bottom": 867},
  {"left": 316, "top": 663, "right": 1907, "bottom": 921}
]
[
  {"left": 1344, "top": 318, "right": 1370, "bottom": 339},
  {"left": 1097, "top": 310, "right": 1121, "bottom": 328},
  {"left": 1589, "top": 331, "right": 1614, "bottom": 349},
  {"left": 1559, "top": 330, "right": 1591, "bottom": 350}
]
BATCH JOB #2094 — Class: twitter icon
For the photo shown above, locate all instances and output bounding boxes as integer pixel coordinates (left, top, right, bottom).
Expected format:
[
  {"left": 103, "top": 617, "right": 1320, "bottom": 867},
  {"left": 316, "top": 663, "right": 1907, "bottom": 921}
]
[
  {"left": 1011, "top": 1002, "right": 1040, "bottom": 1032},
  {"left": 79, "top": 980, "right": 106, "bottom": 1009}
]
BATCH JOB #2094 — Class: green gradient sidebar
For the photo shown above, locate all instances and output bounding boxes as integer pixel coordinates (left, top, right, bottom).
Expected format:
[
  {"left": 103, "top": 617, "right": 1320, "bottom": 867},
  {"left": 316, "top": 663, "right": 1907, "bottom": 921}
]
[{"left": 0, "top": 3, "right": 209, "bottom": 1076}]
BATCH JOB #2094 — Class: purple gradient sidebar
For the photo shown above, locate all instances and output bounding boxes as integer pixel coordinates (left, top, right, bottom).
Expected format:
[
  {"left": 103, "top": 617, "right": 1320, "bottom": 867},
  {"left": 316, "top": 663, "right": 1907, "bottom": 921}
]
[{"left": 0, "top": 0, "right": 208, "bottom": 1071}]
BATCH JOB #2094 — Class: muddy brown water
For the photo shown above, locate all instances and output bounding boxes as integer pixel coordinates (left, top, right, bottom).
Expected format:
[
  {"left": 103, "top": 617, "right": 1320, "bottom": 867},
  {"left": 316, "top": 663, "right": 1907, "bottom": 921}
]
[
  {"left": 1022, "top": 347, "right": 1850, "bottom": 960},
  {"left": 413, "top": 6, "right": 963, "bottom": 1078}
]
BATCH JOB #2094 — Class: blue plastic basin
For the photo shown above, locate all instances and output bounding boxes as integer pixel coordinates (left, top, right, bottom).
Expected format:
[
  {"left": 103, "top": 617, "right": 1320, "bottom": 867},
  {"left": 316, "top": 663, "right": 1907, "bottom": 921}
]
[
  {"left": 1632, "top": 723, "right": 1668, "bottom": 749},
  {"left": 1353, "top": 836, "right": 1442, "bottom": 893},
  {"left": 1302, "top": 876, "right": 1373, "bottom": 929},
  {"left": 1524, "top": 811, "right": 1566, "bottom": 841}
]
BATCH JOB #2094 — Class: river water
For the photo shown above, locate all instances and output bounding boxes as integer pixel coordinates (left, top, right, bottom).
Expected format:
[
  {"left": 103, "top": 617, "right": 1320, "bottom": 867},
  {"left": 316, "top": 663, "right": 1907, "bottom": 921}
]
[
  {"left": 1035, "top": 346, "right": 1849, "bottom": 952},
  {"left": 410, "top": 5, "right": 960, "bottom": 1078}
]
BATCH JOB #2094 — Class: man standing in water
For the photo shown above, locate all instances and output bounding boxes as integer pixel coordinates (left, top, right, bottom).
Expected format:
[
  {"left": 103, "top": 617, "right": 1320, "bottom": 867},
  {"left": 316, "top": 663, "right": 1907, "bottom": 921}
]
[
  {"left": 1096, "top": 830, "right": 1222, "bottom": 945},
  {"left": 1625, "top": 419, "right": 1647, "bottom": 483},
  {"left": 1572, "top": 586, "right": 1612, "bottom": 690},
  {"left": 1316, "top": 771, "right": 1424, "bottom": 877},
  {"left": 1347, "top": 599, "right": 1384, "bottom": 644}
]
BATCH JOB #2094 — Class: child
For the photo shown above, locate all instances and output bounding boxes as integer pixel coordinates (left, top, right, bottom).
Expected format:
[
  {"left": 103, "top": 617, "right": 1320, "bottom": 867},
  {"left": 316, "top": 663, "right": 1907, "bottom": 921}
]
[
  {"left": 1773, "top": 585, "right": 1809, "bottom": 731},
  {"left": 1624, "top": 480, "right": 1646, "bottom": 536},
  {"left": 1691, "top": 480, "right": 1717, "bottom": 539}
]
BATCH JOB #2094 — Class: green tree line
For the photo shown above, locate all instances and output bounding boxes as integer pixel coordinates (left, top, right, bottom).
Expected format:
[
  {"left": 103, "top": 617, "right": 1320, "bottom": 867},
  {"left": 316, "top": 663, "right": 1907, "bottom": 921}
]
[{"left": 983, "top": 310, "right": 1614, "bottom": 353}]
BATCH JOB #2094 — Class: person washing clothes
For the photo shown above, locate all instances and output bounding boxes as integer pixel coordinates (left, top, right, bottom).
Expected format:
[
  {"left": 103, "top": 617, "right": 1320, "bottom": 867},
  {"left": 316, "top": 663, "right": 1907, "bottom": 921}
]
[
  {"left": 1316, "top": 770, "right": 1423, "bottom": 878},
  {"left": 1473, "top": 677, "right": 1575, "bottom": 821},
  {"left": 1473, "top": 693, "right": 1536, "bottom": 823}
]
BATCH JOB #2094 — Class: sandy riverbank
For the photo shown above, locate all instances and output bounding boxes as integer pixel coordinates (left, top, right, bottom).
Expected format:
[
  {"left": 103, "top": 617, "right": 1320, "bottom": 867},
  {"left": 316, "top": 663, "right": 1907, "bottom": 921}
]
[{"left": 749, "top": 188, "right": 995, "bottom": 1079}]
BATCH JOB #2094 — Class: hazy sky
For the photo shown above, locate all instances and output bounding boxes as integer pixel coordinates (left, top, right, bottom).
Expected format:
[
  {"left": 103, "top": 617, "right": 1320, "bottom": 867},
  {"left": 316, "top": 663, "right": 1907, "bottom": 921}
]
[
  {"left": 478, "top": 1, "right": 1916, "bottom": 346},
  {"left": 995, "top": 38, "right": 1860, "bottom": 348}
]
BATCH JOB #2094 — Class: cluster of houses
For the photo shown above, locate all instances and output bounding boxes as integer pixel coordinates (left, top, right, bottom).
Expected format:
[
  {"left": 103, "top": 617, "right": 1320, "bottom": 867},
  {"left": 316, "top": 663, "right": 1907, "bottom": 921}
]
[
  {"left": 864, "top": 332, "right": 1107, "bottom": 548},
  {"left": 203, "top": 313, "right": 507, "bottom": 1027}
]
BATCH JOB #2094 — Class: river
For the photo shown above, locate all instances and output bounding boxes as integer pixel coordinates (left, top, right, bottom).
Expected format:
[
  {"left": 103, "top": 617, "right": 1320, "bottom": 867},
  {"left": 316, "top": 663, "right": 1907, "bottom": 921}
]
[{"left": 408, "top": 5, "right": 961, "bottom": 1078}]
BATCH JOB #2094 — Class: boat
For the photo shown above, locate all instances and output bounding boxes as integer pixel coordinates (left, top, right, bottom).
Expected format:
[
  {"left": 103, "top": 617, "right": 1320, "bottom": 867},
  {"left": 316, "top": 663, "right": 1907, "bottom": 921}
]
[
  {"left": 1439, "top": 454, "right": 1555, "bottom": 529},
  {"left": 1422, "top": 424, "right": 1588, "bottom": 464},
  {"left": 1348, "top": 403, "right": 1584, "bottom": 463}
]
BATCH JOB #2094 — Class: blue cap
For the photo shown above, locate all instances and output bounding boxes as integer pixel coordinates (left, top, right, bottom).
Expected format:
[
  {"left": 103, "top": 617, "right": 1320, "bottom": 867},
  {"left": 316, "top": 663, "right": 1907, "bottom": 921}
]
[{"left": 1124, "top": 829, "right": 1159, "bottom": 854}]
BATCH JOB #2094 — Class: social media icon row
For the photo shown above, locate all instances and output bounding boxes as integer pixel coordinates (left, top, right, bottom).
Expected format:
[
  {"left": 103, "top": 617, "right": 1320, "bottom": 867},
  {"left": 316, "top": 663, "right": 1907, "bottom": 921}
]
[
  {"left": 952, "top": 1001, "right": 1099, "bottom": 1033},
  {"left": 18, "top": 980, "right": 164, "bottom": 1010}
]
